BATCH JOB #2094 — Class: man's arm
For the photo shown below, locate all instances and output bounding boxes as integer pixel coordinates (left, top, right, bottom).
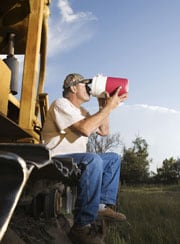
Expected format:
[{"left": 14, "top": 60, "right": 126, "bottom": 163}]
[{"left": 71, "top": 87, "right": 128, "bottom": 137}]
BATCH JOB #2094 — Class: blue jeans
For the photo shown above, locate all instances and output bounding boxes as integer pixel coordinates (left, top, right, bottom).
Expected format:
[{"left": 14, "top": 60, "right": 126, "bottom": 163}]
[{"left": 57, "top": 152, "right": 121, "bottom": 226}]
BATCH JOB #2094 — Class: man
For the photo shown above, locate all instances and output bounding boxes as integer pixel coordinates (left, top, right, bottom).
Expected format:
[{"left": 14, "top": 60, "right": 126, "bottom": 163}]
[{"left": 42, "top": 73, "right": 128, "bottom": 244}]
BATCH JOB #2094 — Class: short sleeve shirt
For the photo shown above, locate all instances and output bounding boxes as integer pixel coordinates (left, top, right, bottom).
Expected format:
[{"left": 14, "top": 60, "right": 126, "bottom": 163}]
[{"left": 41, "top": 98, "right": 89, "bottom": 156}]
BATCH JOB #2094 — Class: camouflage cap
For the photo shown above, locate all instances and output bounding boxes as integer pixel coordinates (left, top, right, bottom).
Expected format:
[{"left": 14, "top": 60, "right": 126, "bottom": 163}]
[{"left": 63, "top": 73, "right": 92, "bottom": 89}]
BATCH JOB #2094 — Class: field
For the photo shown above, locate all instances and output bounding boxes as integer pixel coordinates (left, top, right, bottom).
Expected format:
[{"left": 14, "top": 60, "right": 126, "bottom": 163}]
[{"left": 105, "top": 185, "right": 180, "bottom": 244}]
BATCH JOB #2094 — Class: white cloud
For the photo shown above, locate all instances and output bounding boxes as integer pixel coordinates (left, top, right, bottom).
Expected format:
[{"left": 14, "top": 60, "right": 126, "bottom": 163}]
[
  {"left": 110, "top": 104, "right": 180, "bottom": 172},
  {"left": 135, "top": 104, "right": 180, "bottom": 114},
  {"left": 58, "top": 0, "right": 95, "bottom": 23},
  {"left": 47, "top": 0, "right": 97, "bottom": 56}
]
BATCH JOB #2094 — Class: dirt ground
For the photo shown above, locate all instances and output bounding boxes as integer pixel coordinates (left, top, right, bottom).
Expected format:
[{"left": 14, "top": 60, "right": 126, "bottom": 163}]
[
  {"left": 1, "top": 203, "right": 108, "bottom": 244},
  {"left": 1, "top": 207, "right": 73, "bottom": 244}
]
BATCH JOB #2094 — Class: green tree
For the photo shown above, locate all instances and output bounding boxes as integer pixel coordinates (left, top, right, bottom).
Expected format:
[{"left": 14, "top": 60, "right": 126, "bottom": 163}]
[
  {"left": 121, "top": 136, "right": 150, "bottom": 184},
  {"left": 174, "top": 158, "right": 180, "bottom": 180},
  {"left": 155, "top": 157, "right": 179, "bottom": 184}
]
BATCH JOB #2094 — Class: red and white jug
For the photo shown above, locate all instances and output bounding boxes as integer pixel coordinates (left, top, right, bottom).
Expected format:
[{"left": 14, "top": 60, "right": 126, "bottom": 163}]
[{"left": 91, "top": 74, "right": 129, "bottom": 98}]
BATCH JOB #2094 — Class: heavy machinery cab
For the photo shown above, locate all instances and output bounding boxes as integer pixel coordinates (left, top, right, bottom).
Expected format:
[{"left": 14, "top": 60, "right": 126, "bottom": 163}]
[
  {"left": 0, "top": 1, "right": 78, "bottom": 241},
  {"left": 0, "top": 0, "right": 49, "bottom": 142}
]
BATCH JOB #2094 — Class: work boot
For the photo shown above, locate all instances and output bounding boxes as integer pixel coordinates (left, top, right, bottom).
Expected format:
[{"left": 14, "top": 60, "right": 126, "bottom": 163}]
[
  {"left": 98, "top": 206, "right": 127, "bottom": 222},
  {"left": 68, "top": 223, "right": 105, "bottom": 244}
]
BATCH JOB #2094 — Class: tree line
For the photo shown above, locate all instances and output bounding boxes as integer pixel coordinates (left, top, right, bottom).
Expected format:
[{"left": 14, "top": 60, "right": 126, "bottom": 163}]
[{"left": 87, "top": 133, "right": 180, "bottom": 185}]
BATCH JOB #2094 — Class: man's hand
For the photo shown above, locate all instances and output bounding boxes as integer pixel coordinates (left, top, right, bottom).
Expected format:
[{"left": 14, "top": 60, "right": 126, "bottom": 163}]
[{"left": 106, "top": 86, "right": 128, "bottom": 111}]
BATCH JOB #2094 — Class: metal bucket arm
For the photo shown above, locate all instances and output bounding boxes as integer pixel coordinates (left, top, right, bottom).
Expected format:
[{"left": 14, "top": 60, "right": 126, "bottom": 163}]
[{"left": 0, "top": 152, "right": 34, "bottom": 241}]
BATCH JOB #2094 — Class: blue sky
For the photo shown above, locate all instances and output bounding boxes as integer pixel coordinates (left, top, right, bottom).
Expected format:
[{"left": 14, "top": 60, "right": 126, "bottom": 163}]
[
  {"left": 43, "top": 0, "right": 180, "bottom": 173},
  {"left": 47, "top": 0, "right": 180, "bottom": 109},
  {"left": 44, "top": 0, "right": 180, "bottom": 172},
  {"left": 1, "top": 0, "right": 178, "bottom": 172},
  {"left": 1, "top": 0, "right": 179, "bottom": 173}
]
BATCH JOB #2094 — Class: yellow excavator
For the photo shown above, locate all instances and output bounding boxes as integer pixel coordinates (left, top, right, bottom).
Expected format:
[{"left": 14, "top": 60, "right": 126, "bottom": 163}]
[{"left": 0, "top": 1, "right": 78, "bottom": 241}]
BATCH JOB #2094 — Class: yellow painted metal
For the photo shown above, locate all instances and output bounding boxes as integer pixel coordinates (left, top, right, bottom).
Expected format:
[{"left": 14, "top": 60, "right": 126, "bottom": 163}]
[{"left": 0, "top": 59, "right": 11, "bottom": 115}]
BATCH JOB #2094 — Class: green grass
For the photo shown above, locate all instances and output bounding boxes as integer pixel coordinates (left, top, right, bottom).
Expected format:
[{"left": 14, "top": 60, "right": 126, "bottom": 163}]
[{"left": 105, "top": 185, "right": 180, "bottom": 244}]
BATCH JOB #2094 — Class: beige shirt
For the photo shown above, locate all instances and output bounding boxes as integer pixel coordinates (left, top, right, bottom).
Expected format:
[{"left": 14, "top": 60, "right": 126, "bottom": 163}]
[{"left": 41, "top": 98, "right": 89, "bottom": 156}]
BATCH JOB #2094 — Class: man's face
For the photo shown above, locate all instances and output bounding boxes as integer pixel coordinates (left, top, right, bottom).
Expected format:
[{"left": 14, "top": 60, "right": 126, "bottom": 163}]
[{"left": 76, "top": 83, "right": 91, "bottom": 102}]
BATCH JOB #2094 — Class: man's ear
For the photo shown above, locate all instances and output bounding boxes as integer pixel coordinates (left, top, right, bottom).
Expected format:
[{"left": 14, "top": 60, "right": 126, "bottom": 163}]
[{"left": 70, "top": 85, "right": 77, "bottom": 93}]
